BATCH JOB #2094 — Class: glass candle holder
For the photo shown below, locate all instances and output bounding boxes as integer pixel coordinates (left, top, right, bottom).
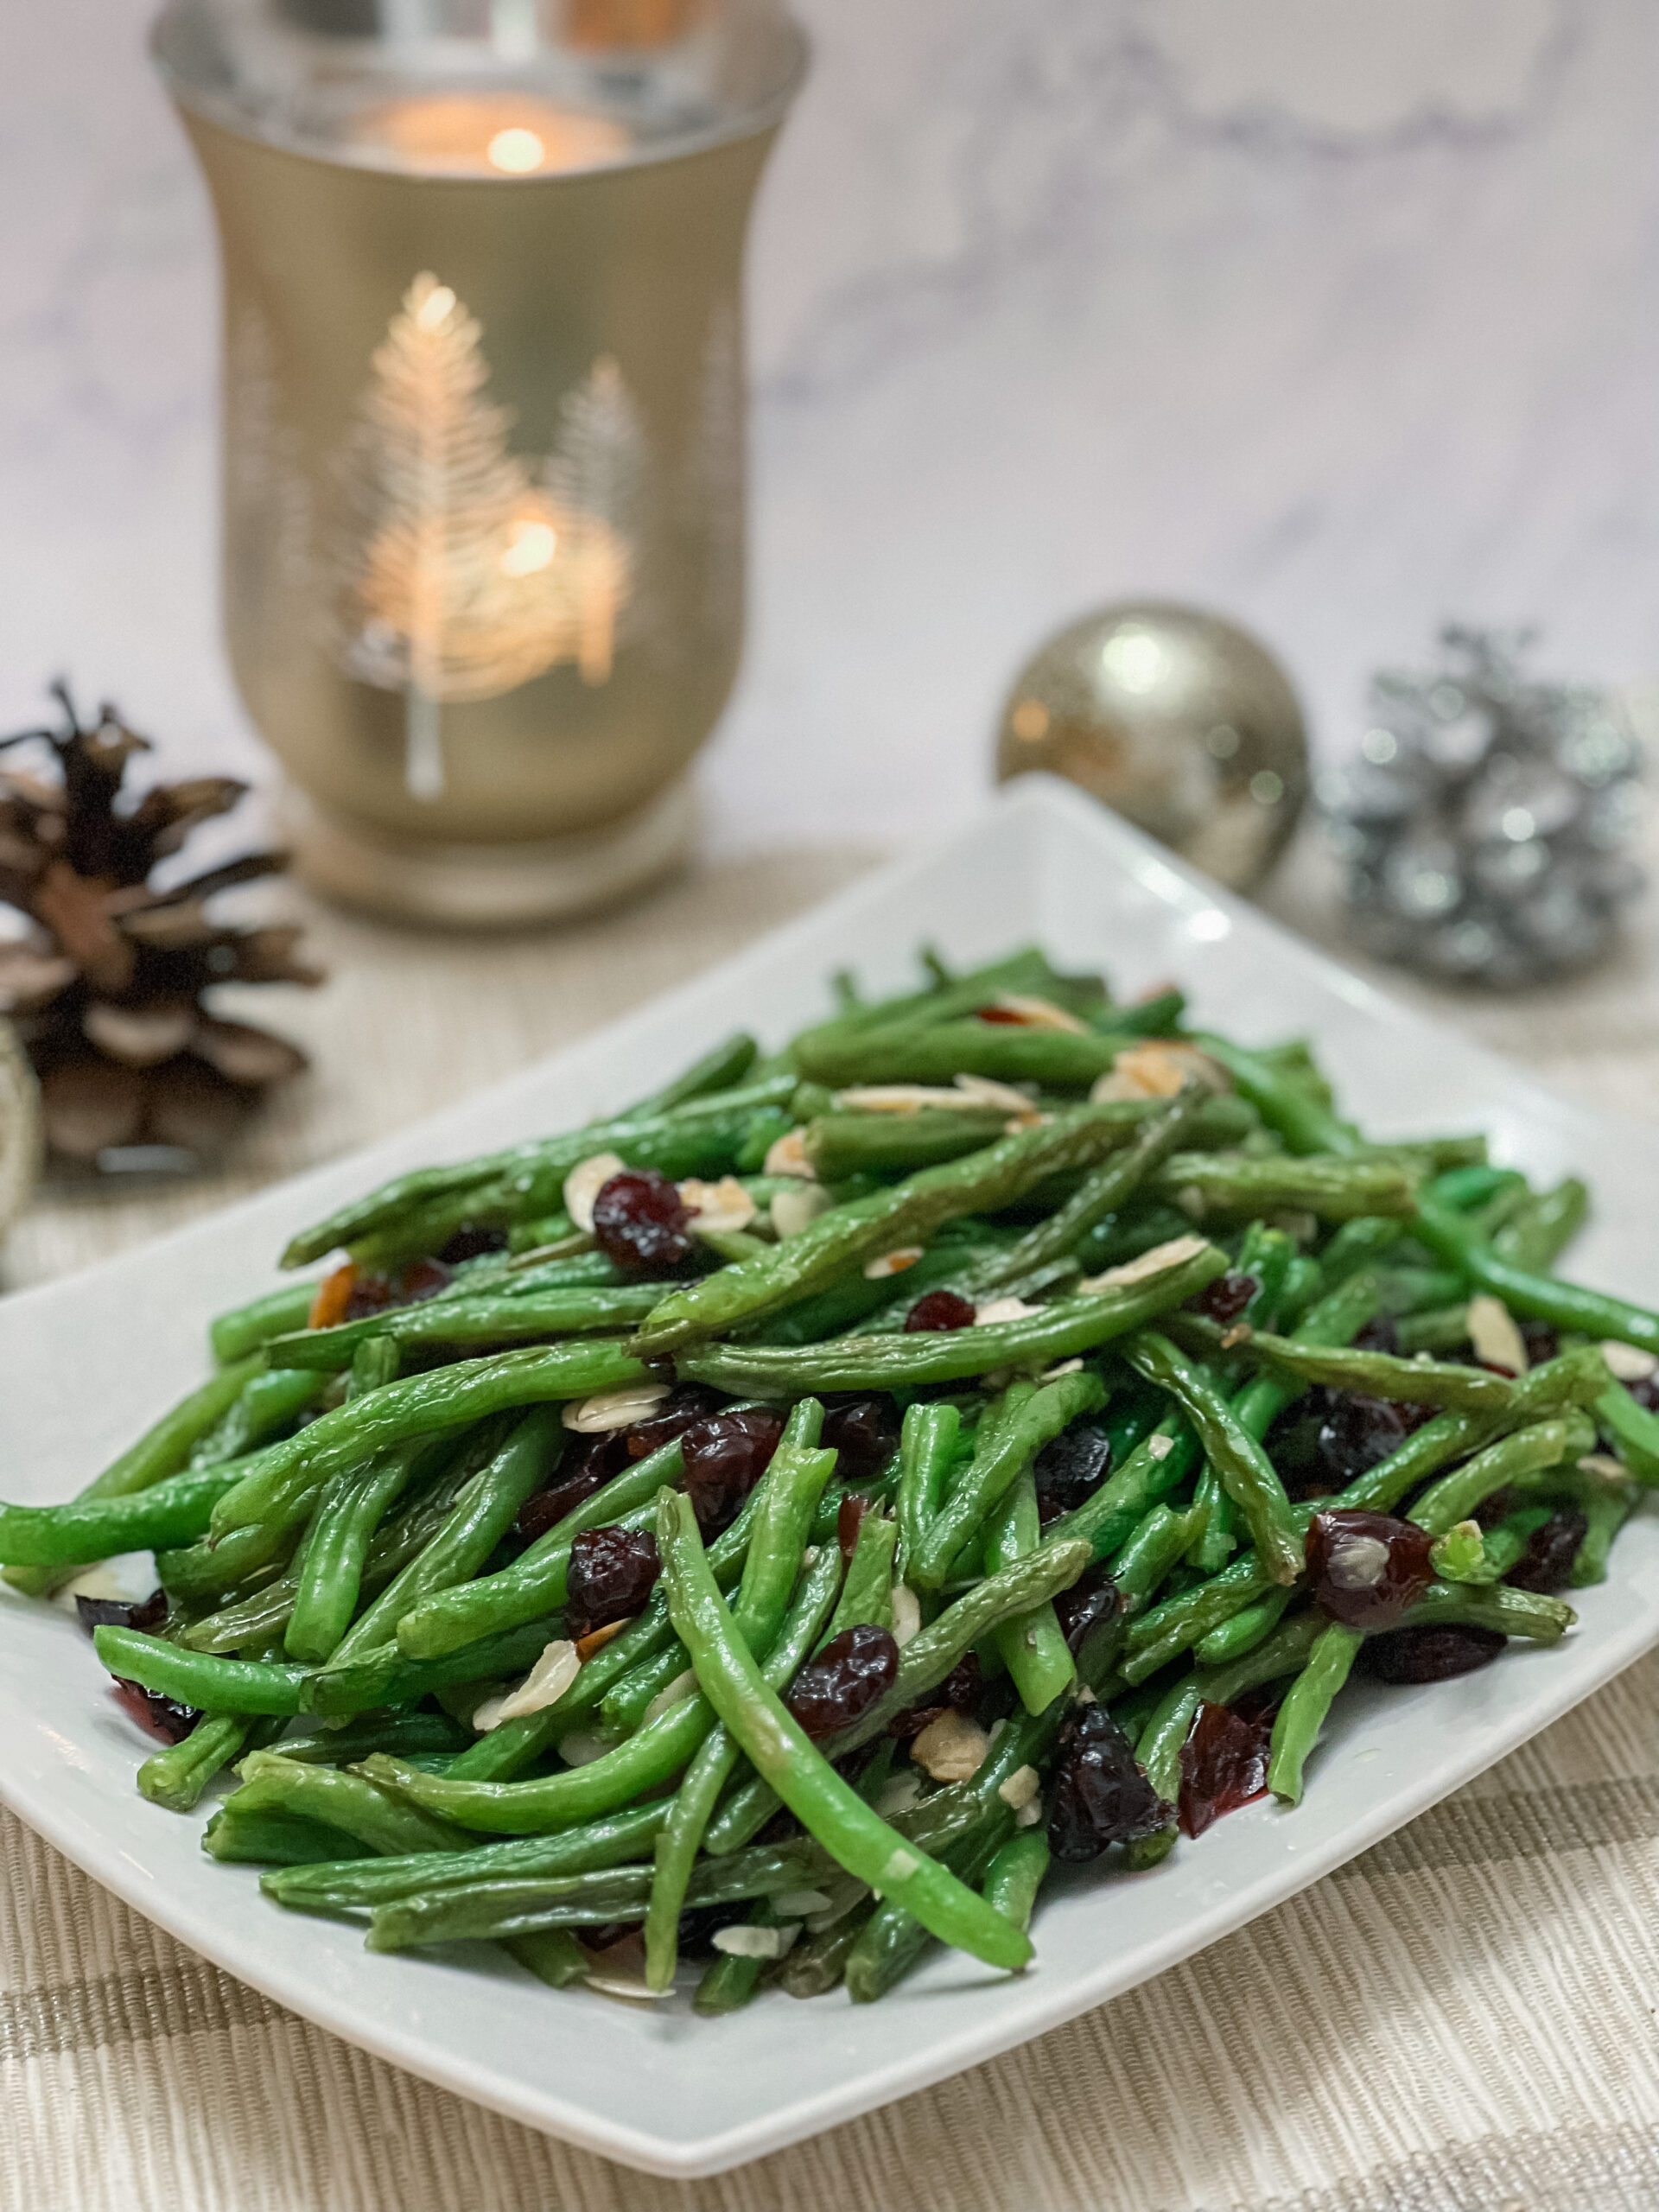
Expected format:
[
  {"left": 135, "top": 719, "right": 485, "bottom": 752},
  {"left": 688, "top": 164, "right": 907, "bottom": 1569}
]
[{"left": 154, "top": 0, "right": 805, "bottom": 923}]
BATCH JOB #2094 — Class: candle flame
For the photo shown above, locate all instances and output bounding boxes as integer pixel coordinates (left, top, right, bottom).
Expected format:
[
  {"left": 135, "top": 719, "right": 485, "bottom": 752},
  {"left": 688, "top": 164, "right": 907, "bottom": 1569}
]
[
  {"left": 415, "top": 283, "right": 457, "bottom": 331},
  {"left": 488, "top": 126, "right": 547, "bottom": 174},
  {"left": 501, "top": 519, "right": 557, "bottom": 576}
]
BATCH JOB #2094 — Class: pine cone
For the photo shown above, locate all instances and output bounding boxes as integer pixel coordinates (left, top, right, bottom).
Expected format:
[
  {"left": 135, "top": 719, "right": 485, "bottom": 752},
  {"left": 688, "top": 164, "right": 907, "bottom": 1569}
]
[{"left": 0, "top": 684, "right": 322, "bottom": 1165}]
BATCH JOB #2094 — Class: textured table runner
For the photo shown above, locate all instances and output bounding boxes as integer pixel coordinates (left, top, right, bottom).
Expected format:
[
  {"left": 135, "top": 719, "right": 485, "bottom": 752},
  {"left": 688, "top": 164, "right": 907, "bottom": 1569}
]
[{"left": 6, "top": 829, "right": 1659, "bottom": 2212}]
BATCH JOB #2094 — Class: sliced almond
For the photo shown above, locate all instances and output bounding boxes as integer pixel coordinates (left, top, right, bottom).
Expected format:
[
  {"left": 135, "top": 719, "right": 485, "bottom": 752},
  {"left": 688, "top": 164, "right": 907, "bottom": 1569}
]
[
  {"left": 563, "top": 1151, "right": 626, "bottom": 1233},
  {"left": 581, "top": 1931, "right": 670, "bottom": 2001},
  {"left": 875, "top": 1770, "right": 923, "bottom": 1816},
  {"left": 890, "top": 1586, "right": 922, "bottom": 1647},
  {"left": 997, "top": 1764, "right": 1041, "bottom": 1811},
  {"left": 472, "top": 1637, "right": 581, "bottom": 1731},
  {"left": 556, "top": 1726, "right": 618, "bottom": 1767},
  {"left": 680, "top": 1173, "right": 755, "bottom": 1235},
  {"left": 1037, "top": 1357, "right": 1084, "bottom": 1382},
  {"left": 864, "top": 1245, "right": 924, "bottom": 1280},
  {"left": 562, "top": 1382, "right": 671, "bottom": 1433},
  {"left": 1601, "top": 1340, "right": 1659, "bottom": 1383},
  {"left": 772, "top": 1182, "right": 833, "bottom": 1240},
  {"left": 1091, "top": 1041, "right": 1230, "bottom": 1103},
  {"left": 641, "top": 1668, "right": 699, "bottom": 1726},
  {"left": 910, "top": 1708, "right": 991, "bottom": 1783},
  {"left": 953, "top": 1073, "right": 1043, "bottom": 1116},
  {"left": 989, "top": 993, "right": 1088, "bottom": 1033},
  {"left": 833, "top": 1084, "right": 965, "bottom": 1114},
  {"left": 975, "top": 1295, "right": 1041, "bottom": 1325},
  {"left": 1579, "top": 1452, "right": 1634, "bottom": 1483},
  {"left": 1466, "top": 1294, "right": 1528, "bottom": 1375},
  {"left": 574, "top": 1618, "right": 632, "bottom": 1660},
  {"left": 1147, "top": 1433, "right": 1175, "bottom": 1460},
  {"left": 1014, "top": 1798, "right": 1045, "bottom": 1827},
  {"left": 1077, "top": 1234, "right": 1210, "bottom": 1294},
  {"left": 764, "top": 1128, "right": 816, "bottom": 1179},
  {"left": 712, "top": 1923, "right": 800, "bottom": 1961}
]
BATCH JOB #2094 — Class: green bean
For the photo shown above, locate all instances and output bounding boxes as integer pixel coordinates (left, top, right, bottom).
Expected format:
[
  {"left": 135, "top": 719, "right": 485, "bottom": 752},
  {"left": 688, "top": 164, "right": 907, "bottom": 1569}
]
[
  {"left": 626, "top": 1031, "right": 758, "bottom": 1118},
  {"left": 1109, "top": 1502, "right": 1205, "bottom": 1613},
  {"left": 1120, "top": 1548, "right": 1281, "bottom": 1685},
  {"left": 138, "top": 1713, "right": 270, "bottom": 1813},
  {"left": 302, "top": 1611, "right": 565, "bottom": 1719},
  {"left": 1414, "top": 1193, "right": 1659, "bottom": 1355},
  {"left": 1267, "top": 1621, "right": 1362, "bottom": 1804},
  {"left": 281, "top": 1075, "right": 799, "bottom": 1268},
  {"left": 643, "top": 1537, "right": 843, "bottom": 1990},
  {"left": 602, "top": 1641, "right": 696, "bottom": 1734},
  {"left": 692, "top": 1925, "right": 772, "bottom": 2015},
  {"left": 1428, "top": 1520, "right": 1490, "bottom": 1584},
  {"left": 93, "top": 1627, "right": 310, "bottom": 1717},
  {"left": 391, "top": 1436, "right": 684, "bottom": 1661},
  {"left": 1159, "top": 1152, "right": 1416, "bottom": 1222},
  {"left": 982, "top": 1827, "right": 1050, "bottom": 1935},
  {"left": 843, "top": 1808, "right": 1016, "bottom": 2003},
  {"left": 1190, "top": 1034, "right": 1359, "bottom": 1155},
  {"left": 1408, "top": 1579, "right": 1575, "bottom": 1642},
  {"left": 193, "top": 1367, "right": 327, "bottom": 1465},
  {"left": 1492, "top": 1179, "right": 1589, "bottom": 1271},
  {"left": 1319, "top": 1217, "right": 1407, "bottom": 1282},
  {"left": 265, "top": 1284, "right": 670, "bottom": 1372},
  {"left": 284, "top": 1442, "right": 430, "bottom": 1664},
  {"left": 681, "top": 1245, "right": 1227, "bottom": 1397},
  {"left": 1572, "top": 1491, "right": 1634, "bottom": 1586},
  {"left": 1192, "top": 1585, "right": 1294, "bottom": 1667},
  {"left": 788, "top": 949, "right": 1057, "bottom": 1055},
  {"left": 1122, "top": 1333, "right": 1301, "bottom": 1584},
  {"left": 803, "top": 1109, "right": 1014, "bottom": 1181},
  {"left": 263, "top": 1802, "right": 670, "bottom": 1916},
  {"left": 505, "top": 1929, "right": 588, "bottom": 1988},
  {"left": 983, "top": 1465, "right": 1074, "bottom": 1714},
  {"left": 910, "top": 1368, "right": 1105, "bottom": 1591},
  {"left": 639, "top": 1110, "right": 1224, "bottom": 1356},
  {"left": 210, "top": 1281, "right": 321, "bottom": 1364},
  {"left": 963, "top": 1084, "right": 1218, "bottom": 1296},
  {"left": 779, "top": 1906, "right": 879, "bottom": 1998},
  {"left": 656, "top": 1491, "right": 1032, "bottom": 1974},
  {"left": 347, "top": 1336, "right": 400, "bottom": 1397},
  {"left": 209, "top": 1341, "right": 650, "bottom": 1541},
  {"left": 3, "top": 1354, "right": 263, "bottom": 1598},
  {"left": 1242, "top": 1332, "right": 1516, "bottom": 1414},
  {"left": 0, "top": 1456, "right": 259, "bottom": 1568},
  {"left": 204, "top": 1804, "right": 371, "bottom": 1866},
  {"left": 1196, "top": 1606, "right": 1327, "bottom": 1708},
  {"left": 230, "top": 1752, "right": 474, "bottom": 1857},
  {"left": 896, "top": 1402, "right": 959, "bottom": 1581},
  {"left": 364, "top": 1838, "right": 827, "bottom": 1951},
  {"left": 1593, "top": 1382, "right": 1659, "bottom": 1484},
  {"left": 1395, "top": 1306, "right": 1471, "bottom": 1355},
  {"left": 1409, "top": 1416, "right": 1594, "bottom": 1535},
  {"left": 271, "top": 1712, "right": 471, "bottom": 1769},
  {"left": 791, "top": 1020, "right": 1130, "bottom": 1092},
  {"left": 825, "top": 1511, "right": 897, "bottom": 1641},
  {"left": 1046, "top": 1418, "right": 1200, "bottom": 1564}
]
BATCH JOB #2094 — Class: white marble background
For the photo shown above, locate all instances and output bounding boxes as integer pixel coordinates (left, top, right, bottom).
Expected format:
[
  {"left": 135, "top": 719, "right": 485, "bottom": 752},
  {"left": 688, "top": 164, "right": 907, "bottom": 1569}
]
[{"left": 0, "top": 0, "right": 1656, "bottom": 856}]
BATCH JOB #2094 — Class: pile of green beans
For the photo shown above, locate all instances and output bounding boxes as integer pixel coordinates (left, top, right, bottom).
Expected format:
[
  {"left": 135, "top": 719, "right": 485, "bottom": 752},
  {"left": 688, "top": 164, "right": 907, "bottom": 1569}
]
[{"left": 12, "top": 940, "right": 1656, "bottom": 2016}]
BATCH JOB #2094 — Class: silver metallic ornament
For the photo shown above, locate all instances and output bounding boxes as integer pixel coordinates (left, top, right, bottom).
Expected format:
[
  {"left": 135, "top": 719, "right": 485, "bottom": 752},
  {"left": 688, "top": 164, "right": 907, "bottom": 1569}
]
[
  {"left": 993, "top": 601, "right": 1310, "bottom": 893},
  {"left": 1324, "top": 626, "right": 1644, "bottom": 988}
]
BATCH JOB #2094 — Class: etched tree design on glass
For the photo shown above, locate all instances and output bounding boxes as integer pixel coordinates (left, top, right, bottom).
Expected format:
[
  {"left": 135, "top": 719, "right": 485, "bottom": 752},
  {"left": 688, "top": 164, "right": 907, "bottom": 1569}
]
[
  {"left": 336, "top": 273, "right": 573, "bottom": 800},
  {"left": 545, "top": 356, "right": 645, "bottom": 685}
]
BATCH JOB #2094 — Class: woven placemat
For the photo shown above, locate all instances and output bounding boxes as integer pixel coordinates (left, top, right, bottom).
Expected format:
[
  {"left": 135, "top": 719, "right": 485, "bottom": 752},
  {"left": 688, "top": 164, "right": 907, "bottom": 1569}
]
[{"left": 5, "top": 833, "right": 1659, "bottom": 2211}]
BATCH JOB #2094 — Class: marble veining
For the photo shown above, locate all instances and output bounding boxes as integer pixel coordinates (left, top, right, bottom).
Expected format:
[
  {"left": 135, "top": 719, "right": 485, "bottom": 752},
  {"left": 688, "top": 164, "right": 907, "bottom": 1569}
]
[{"left": 0, "top": 0, "right": 1655, "bottom": 866}]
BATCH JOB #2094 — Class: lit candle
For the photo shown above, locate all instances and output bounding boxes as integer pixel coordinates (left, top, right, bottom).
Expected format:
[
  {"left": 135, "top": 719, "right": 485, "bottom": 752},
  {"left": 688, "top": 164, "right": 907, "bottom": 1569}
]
[{"left": 343, "top": 92, "right": 631, "bottom": 177}]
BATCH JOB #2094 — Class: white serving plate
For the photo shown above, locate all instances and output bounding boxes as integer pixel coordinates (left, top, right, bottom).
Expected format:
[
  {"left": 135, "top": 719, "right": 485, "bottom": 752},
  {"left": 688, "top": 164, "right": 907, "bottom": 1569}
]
[{"left": 3, "top": 776, "right": 1656, "bottom": 2177}]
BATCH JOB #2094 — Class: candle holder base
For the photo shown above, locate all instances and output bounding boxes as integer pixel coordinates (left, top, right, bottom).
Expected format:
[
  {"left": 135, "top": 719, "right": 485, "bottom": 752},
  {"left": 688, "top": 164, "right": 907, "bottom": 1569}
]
[{"left": 280, "top": 775, "right": 697, "bottom": 928}]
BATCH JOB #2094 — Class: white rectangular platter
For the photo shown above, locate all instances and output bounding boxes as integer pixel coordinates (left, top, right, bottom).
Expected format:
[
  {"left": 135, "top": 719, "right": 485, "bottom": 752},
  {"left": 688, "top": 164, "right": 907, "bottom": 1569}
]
[{"left": 3, "top": 775, "right": 1657, "bottom": 2177}]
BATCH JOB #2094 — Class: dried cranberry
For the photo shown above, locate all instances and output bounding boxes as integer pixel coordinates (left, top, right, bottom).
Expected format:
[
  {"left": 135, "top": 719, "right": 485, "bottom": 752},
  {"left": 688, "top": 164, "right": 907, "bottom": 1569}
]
[
  {"left": 1033, "top": 1423, "right": 1113, "bottom": 1522},
  {"left": 513, "top": 1445, "right": 623, "bottom": 1547},
  {"left": 785, "top": 1624, "right": 899, "bottom": 1741},
  {"left": 625, "top": 1383, "right": 725, "bottom": 1461},
  {"left": 1190, "top": 1272, "right": 1258, "bottom": 1325},
  {"left": 1046, "top": 1704, "right": 1171, "bottom": 1861},
  {"left": 397, "top": 1256, "right": 454, "bottom": 1304},
  {"left": 1519, "top": 1320, "right": 1560, "bottom": 1366},
  {"left": 1627, "top": 1374, "right": 1659, "bottom": 1416},
  {"left": 564, "top": 1526, "right": 661, "bottom": 1640},
  {"left": 1473, "top": 1487, "right": 1514, "bottom": 1530},
  {"left": 1270, "top": 1390, "right": 1429, "bottom": 1500},
  {"left": 887, "top": 1653, "right": 982, "bottom": 1738},
  {"left": 903, "top": 1289, "right": 977, "bottom": 1333},
  {"left": 111, "top": 1679, "right": 200, "bottom": 1745},
  {"left": 343, "top": 1272, "right": 396, "bottom": 1322},
  {"left": 1052, "top": 1566, "right": 1122, "bottom": 1657},
  {"left": 976, "top": 1007, "right": 1026, "bottom": 1025},
  {"left": 591, "top": 1169, "right": 695, "bottom": 1273},
  {"left": 1178, "top": 1699, "right": 1274, "bottom": 1838},
  {"left": 837, "top": 1492, "right": 875, "bottom": 1565},
  {"left": 1357, "top": 1624, "right": 1506, "bottom": 1682},
  {"left": 77, "top": 1588, "right": 167, "bottom": 1636},
  {"left": 1306, "top": 1509, "right": 1435, "bottom": 1630},
  {"left": 682, "top": 1408, "right": 785, "bottom": 1534},
  {"left": 821, "top": 1396, "right": 900, "bottom": 1485},
  {"left": 436, "top": 1224, "right": 511, "bottom": 1265},
  {"left": 1505, "top": 1507, "right": 1587, "bottom": 1594}
]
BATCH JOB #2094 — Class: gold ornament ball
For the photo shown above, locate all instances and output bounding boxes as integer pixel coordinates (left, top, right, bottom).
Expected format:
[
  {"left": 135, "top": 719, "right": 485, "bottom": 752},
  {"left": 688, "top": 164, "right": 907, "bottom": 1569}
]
[
  {"left": 0, "top": 1019, "right": 41, "bottom": 1244},
  {"left": 994, "top": 601, "right": 1310, "bottom": 892}
]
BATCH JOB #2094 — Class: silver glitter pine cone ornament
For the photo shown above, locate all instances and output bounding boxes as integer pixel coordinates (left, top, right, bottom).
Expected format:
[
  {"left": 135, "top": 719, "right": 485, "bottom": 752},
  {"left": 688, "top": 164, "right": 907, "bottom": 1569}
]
[
  {"left": 1324, "top": 626, "right": 1643, "bottom": 988},
  {"left": 994, "top": 601, "right": 1310, "bottom": 893}
]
